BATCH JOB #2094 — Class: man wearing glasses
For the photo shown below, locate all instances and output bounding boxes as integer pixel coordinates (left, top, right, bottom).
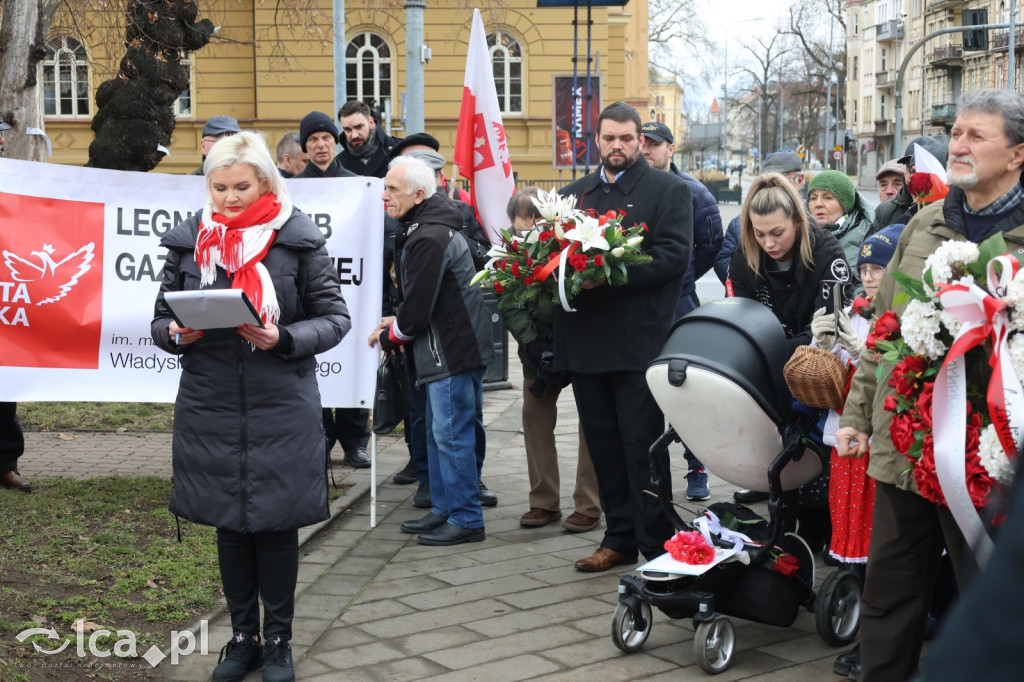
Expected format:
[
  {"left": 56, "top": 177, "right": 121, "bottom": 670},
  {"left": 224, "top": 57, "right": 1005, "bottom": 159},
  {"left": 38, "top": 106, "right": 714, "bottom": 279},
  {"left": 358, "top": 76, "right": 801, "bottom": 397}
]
[{"left": 191, "top": 116, "right": 241, "bottom": 175}]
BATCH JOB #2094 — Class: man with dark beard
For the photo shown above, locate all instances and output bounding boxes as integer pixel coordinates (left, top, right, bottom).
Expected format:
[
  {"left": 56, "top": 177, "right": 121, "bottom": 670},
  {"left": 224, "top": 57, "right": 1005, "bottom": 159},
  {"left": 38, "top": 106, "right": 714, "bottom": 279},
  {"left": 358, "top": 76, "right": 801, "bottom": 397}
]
[
  {"left": 336, "top": 100, "right": 401, "bottom": 179},
  {"left": 555, "top": 102, "right": 693, "bottom": 571}
]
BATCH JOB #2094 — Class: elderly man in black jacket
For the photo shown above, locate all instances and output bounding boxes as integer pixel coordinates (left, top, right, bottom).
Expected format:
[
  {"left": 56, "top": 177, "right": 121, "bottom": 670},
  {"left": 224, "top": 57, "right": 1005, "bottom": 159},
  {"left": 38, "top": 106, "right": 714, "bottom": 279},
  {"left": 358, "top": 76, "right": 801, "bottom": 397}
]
[
  {"left": 370, "top": 156, "right": 495, "bottom": 547},
  {"left": 556, "top": 102, "right": 693, "bottom": 572}
]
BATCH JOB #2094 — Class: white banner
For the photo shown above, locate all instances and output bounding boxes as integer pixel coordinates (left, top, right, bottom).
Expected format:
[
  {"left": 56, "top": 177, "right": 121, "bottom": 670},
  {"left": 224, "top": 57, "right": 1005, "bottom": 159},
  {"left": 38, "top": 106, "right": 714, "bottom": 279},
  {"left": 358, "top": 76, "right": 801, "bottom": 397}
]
[{"left": 0, "top": 158, "right": 383, "bottom": 408}]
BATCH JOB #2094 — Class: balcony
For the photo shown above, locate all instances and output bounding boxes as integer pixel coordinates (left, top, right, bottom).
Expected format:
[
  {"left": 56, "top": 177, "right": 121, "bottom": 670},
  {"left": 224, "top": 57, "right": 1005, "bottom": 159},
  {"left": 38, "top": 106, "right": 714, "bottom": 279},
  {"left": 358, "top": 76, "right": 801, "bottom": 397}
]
[
  {"left": 991, "top": 27, "right": 1024, "bottom": 52},
  {"left": 875, "top": 70, "right": 893, "bottom": 87},
  {"left": 930, "top": 103, "right": 957, "bottom": 124},
  {"left": 876, "top": 20, "right": 905, "bottom": 42},
  {"left": 874, "top": 120, "right": 893, "bottom": 136},
  {"left": 930, "top": 44, "right": 964, "bottom": 69},
  {"left": 927, "top": 0, "right": 964, "bottom": 10}
]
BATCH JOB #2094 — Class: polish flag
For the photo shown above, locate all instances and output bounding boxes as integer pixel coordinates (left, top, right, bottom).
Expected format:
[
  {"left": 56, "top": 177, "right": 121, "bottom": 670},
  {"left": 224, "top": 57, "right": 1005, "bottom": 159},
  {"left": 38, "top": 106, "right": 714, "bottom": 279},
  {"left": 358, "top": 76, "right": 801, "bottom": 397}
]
[
  {"left": 453, "top": 9, "right": 516, "bottom": 246},
  {"left": 913, "top": 142, "right": 949, "bottom": 203}
]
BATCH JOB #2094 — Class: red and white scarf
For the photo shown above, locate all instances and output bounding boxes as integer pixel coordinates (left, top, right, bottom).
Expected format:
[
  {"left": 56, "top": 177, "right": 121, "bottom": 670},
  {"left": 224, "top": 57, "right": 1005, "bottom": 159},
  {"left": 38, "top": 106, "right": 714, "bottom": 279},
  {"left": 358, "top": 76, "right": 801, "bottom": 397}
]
[{"left": 195, "top": 192, "right": 292, "bottom": 324}]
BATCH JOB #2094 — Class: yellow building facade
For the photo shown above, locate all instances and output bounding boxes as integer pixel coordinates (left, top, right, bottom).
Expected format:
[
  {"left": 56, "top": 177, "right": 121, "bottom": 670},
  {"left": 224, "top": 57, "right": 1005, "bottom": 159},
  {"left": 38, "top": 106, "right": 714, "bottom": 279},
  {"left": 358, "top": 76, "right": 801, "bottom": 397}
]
[{"left": 43, "top": 0, "right": 649, "bottom": 184}]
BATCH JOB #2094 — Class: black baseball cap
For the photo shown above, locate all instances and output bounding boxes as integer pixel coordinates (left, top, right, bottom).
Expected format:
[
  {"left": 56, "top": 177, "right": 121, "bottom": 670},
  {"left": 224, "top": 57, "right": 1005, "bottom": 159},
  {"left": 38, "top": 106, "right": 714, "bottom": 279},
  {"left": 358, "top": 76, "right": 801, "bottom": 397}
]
[{"left": 641, "top": 121, "right": 674, "bottom": 144}]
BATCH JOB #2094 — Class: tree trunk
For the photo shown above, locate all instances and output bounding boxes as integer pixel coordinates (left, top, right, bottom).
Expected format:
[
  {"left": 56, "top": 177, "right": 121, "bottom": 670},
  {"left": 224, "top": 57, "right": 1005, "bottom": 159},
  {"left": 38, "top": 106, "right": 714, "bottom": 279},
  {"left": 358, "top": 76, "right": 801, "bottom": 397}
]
[
  {"left": 86, "top": 0, "right": 214, "bottom": 171},
  {"left": 0, "top": 0, "right": 48, "bottom": 161}
]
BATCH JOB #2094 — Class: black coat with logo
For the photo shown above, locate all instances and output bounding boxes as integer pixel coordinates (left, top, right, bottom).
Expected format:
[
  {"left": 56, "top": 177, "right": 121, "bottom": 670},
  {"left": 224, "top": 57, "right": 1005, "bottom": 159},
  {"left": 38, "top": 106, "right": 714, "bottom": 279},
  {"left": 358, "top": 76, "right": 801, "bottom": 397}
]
[
  {"left": 728, "top": 224, "right": 850, "bottom": 352},
  {"left": 553, "top": 155, "right": 693, "bottom": 373},
  {"left": 151, "top": 208, "right": 350, "bottom": 532}
]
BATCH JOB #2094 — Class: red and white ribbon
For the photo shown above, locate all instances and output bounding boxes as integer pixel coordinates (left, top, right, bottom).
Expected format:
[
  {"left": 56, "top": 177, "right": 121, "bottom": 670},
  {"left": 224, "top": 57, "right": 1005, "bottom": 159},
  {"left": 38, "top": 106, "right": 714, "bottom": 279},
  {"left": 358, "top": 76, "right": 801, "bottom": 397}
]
[{"left": 933, "top": 255, "right": 1024, "bottom": 568}]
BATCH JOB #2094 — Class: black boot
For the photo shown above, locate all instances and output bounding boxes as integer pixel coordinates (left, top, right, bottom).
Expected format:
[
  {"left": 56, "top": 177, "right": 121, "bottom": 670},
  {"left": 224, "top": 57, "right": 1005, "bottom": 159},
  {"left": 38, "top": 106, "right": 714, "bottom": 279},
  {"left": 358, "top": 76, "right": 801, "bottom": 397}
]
[
  {"left": 393, "top": 457, "right": 418, "bottom": 485},
  {"left": 212, "top": 633, "right": 261, "bottom": 682},
  {"left": 262, "top": 637, "right": 294, "bottom": 682},
  {"left": 833, "top": 644, "right": 861, "bottom": 678}
]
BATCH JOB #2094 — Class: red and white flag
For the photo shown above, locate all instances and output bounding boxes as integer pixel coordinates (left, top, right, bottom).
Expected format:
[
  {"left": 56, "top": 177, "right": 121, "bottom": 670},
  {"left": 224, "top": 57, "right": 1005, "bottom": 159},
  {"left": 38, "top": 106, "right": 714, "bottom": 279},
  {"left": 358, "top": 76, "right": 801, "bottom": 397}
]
[{"left": 453, "top": 8, "right": 516, "bottom": 246}]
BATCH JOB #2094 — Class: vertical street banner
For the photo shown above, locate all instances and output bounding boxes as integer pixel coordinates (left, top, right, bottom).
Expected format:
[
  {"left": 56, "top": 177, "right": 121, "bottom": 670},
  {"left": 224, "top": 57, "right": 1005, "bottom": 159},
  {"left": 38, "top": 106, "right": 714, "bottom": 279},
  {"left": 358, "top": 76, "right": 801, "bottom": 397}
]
[
  {"left": 0, "top": 158, "right": 383, "bottom": 408},
  {"left": 453, "top": 8, "right": 516, "bottom": 245},
  {"left": 553, "top": 75, "right": 602, "bottom": 170}
]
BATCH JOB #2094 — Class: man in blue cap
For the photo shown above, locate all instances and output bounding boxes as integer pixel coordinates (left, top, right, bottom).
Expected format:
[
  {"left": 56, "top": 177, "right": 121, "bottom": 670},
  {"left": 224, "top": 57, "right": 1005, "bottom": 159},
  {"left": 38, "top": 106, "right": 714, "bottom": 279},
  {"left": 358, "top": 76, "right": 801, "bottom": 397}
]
[{"left": 190, "top": 115, "right": 241, "bottom": 175}]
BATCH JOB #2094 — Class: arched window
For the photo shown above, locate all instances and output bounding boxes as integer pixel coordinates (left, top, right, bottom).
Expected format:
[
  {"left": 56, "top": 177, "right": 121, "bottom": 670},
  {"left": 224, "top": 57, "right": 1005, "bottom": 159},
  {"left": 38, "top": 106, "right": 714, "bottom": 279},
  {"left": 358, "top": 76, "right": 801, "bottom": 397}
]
[
  {"left": 346, "top": 32, "right": 392, "bottom": 109},
  {"left": 487, "top": 30, "right": 523, "bottom": 115},
  {"left": 42, "top": 36, "right": 90, "bottom": 117}
]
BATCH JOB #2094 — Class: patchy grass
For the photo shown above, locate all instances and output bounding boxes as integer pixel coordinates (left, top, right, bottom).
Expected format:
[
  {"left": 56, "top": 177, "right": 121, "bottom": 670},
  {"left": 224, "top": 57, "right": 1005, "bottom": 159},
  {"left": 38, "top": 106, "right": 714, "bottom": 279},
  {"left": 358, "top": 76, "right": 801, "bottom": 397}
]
[
  {"left": 18, "top": 403, "right": 175, "bottom": 432},
  {"left": 0, "top": 477, "right": 219, "bottom": 681}
]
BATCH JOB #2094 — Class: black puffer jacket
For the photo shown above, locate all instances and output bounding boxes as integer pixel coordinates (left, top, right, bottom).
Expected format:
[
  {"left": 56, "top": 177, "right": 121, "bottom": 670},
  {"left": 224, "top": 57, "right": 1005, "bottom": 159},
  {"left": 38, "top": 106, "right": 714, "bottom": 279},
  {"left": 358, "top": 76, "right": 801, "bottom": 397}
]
[
  {"left": 394, "top": 193, "right": 494, "bottom": 384},
  {"left": 728, "top": 224, "right": 850, "bottom": 352},
  {"left": 151, "top": 208, "right": 350, "bottom": 532}
]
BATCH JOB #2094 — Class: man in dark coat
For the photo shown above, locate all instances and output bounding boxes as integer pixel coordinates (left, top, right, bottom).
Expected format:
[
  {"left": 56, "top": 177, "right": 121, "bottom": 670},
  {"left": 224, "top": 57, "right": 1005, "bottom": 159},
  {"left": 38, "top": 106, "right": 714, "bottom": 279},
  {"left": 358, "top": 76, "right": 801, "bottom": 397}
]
[
  {"left": 641, "top": 120, "right": 722, "bottom": 502},
  {"left": 190, "top": 116, "right": 240, "bottom": 176},
  {"left": 293, "top": 111, "right": 371, "bottom": 469},
  {"left": 556, "top": 102, "right": 693, "bottom": 571},
  {"left": 370, "top": 156, "right": 494, "bottom": 546},
  {"left": 871, "top": 135, "right": 950, "bottom": 231},
  {"left": 336, "top": 100, "right": 402, "bottom": 179}
]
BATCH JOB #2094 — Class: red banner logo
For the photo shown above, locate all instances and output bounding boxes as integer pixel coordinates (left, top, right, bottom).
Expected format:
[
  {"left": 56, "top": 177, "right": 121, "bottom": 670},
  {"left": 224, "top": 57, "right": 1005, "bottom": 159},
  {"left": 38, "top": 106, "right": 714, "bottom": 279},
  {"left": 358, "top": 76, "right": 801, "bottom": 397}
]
[{"left": 0, "top": 193, "right": 104, "bottom": 368}]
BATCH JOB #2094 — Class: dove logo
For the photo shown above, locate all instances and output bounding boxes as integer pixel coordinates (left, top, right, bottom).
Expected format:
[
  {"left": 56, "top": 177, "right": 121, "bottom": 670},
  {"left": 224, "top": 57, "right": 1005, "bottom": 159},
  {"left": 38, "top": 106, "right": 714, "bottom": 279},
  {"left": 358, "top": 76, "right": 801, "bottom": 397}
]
[{"left": 0, "top": 192, "right": 104, "bottom": 369}]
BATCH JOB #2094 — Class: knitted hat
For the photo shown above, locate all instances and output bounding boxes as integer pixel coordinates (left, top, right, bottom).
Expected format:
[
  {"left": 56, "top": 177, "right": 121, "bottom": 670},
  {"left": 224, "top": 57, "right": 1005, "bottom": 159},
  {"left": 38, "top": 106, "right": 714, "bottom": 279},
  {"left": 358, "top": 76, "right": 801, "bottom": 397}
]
[
  {"left": 857, "top": 223, "right": 906, "bottom": 269},
  {"left": 807, "top": 170, "right": 856, "bottom": 213},
  {"left": 299, "top": 111, "right": 338, "bottom": 152}
]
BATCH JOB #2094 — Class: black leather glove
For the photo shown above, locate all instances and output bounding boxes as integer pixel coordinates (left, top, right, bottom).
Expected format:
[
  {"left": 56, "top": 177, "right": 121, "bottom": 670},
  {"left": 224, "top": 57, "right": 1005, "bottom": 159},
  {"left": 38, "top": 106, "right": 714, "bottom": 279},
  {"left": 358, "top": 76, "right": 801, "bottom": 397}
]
[
  {"left": 378, "top": 328, "right": 401, "bottom": 354},
  {"left": 524, "top": 339, "right": 550, "bottom": 367}
]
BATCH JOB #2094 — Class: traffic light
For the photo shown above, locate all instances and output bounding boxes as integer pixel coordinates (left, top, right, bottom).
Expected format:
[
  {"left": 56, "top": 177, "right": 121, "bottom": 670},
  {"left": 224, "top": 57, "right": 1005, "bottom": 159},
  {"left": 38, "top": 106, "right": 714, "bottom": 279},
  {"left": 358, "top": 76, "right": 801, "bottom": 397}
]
[{"left": 844, "top": 133, "right": 854, "bottom": 151}]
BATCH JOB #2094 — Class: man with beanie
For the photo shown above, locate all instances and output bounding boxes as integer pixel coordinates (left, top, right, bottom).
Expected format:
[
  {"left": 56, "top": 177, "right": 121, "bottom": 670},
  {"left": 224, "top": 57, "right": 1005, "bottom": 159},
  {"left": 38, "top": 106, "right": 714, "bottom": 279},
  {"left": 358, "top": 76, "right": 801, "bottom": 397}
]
[
  {"left": 873, "top": 135, "right": 950, "bottom": 231},
  {"left": 293, "top": 112, "right": 371, "bottom": 470},
  {"left": 806, "top": 169, "right": 874, "bottom": 267},
  {"left": 191, "top": 116, "right": 241, "bottom": 175},
  {"left": 641, "top": 120, "right": 721, "bottom": 502},
  {"left": 556, "top": 102, "right": 692, "bottom": 572},
  {"left": 875, "top": 159, "right": 908, "bottom": 202},
  {"left": 837, "top": 89, "right": 1024, "bottom": 681},
  {"left": 337, "top": 100, "right": 401, "bottom": 179}
]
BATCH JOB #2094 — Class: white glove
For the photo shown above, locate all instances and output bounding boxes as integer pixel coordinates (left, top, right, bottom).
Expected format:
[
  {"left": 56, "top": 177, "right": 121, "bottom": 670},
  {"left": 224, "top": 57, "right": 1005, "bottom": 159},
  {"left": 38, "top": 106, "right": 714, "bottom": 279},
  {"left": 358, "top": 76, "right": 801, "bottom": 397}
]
[
  {"left": 836, "top": 309, "right": 865, "bottom": 360},
  {"left": 810, "top": 307, "right": 837, "bottom": 350}
]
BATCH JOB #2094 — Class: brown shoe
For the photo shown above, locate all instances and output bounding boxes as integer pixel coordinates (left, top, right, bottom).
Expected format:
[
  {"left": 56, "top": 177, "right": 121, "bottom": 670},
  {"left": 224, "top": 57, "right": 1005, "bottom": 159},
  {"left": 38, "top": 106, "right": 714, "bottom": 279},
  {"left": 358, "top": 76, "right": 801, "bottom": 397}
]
[
  {"left": 574, "top": 547, "right": 638, "bottom": 572},
  {"left": 1, "top": 470, "right": 31, "bottom": 493},
  {"left": 562, "top": 512, "right": 600, "bottom": 533},
  {"left": 520, "top": 508, "right": 562, "bottom": 527}
]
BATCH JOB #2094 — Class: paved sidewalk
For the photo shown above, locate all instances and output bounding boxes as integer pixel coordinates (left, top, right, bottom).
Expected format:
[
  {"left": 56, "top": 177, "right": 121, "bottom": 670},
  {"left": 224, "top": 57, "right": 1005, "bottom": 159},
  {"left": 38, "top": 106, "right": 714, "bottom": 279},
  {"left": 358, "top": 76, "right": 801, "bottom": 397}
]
[{"left": 21, "top": 339, "right": 850, "bottom": 681}]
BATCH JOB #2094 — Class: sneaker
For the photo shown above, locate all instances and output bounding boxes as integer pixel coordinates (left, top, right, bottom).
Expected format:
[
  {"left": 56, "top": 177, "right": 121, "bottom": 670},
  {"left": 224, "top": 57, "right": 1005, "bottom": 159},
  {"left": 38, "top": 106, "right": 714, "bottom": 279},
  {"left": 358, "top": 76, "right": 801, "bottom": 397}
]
[
  {"left": 393, "top": 457, "right": 418, "bottom": 485},
  {"left": 262, "top": 637, "right": 294, "bottom": 682},
  {"left": 413, "top": 483, "right": 432, "bottom": 509},
  {"left": 211, "top": 633, "right": 261, "bottom": 682},
  {"left": 685, "top": 468, "right": 711, "bottom": 501},
  {"left": 478, "top": 480, "right": 498, "bottom": 508}
]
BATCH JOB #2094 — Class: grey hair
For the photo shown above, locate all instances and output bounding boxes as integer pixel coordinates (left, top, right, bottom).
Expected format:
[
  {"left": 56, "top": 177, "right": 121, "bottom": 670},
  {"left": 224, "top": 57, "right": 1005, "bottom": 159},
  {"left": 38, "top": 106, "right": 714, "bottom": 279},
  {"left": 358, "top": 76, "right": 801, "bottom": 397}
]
[
  {"left": 957, "top": 89, "right": 1024, "bottom": 146},
  {"left": 388, "top": 156, "right": 437, "bottom": 198},
  {"left": 205, "top": 130, "right": 288, "bottom": 202},
  {"left": 275, "top": 131, "right": 301, "bottom": 162},
  {"left": 506, "top": 186, "right": 543, "bottom": 222}
]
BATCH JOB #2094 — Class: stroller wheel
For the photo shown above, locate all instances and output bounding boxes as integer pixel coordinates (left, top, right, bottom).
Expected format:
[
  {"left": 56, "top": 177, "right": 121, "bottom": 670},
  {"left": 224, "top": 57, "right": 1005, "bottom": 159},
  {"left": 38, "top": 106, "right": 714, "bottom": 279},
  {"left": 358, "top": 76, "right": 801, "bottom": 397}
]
[
  {"left": 610, "top": 601, "right": 652, "bottom": 653},
  {"left": 694, "top": 615, "right": 735, "bottom": 674},
  {"left": 815, "top": 569, "right": 861, "bottom": 646}
]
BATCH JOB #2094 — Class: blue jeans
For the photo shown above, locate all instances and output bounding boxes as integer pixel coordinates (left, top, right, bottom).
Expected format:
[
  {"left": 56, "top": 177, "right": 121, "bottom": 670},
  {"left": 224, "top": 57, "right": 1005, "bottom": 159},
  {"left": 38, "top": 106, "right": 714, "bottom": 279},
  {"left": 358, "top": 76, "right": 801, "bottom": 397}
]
[
  {"left": 425, "top": 368, "right": 485, "bottom": 529},
  {"left": 410, "top": 376, "right": 485, "bottom": 485}
]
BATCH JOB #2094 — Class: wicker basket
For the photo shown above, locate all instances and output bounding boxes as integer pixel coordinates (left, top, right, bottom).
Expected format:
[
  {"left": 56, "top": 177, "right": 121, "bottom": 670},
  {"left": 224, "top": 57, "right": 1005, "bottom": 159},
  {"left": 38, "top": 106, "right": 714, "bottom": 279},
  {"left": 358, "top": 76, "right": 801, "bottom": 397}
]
[{"left": 783, "top": 345, "right": 849, "bottom": 411}]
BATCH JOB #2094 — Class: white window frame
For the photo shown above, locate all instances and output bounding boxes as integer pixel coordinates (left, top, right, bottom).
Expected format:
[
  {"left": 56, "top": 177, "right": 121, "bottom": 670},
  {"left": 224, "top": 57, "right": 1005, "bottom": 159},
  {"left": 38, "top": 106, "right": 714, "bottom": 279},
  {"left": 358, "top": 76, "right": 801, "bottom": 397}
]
[
  {"left": 346, "top": 31, "right": 393, "bottom": 110},
  {"left": 174, "top": 56, "right": 194, "bottom": 117},
  {"left": 41, "top": 36, "right": 91, "bottom": 118},
  {"left": 487, "top": 29, "right": 523, "bottom": 116}
]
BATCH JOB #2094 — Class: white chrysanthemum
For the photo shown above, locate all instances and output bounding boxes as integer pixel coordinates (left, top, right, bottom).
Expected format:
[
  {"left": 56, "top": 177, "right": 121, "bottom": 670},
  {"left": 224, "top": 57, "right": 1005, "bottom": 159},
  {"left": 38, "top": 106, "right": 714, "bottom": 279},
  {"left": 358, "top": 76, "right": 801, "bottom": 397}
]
[
  {"left": 1006, "top": 275, "right": 1024, "bottom": 331},
  {"left": 979, "top": 423, "right": 1016, "bottom": 486},
  {"left": 901, "top": 299, "right": 948, "bottom": 360},
  {"left": 923, "top": 240, "right": 980, "bottom": 284},
  {"left": 1009, "top": 333, "right": 1024, "bottom": 382}
]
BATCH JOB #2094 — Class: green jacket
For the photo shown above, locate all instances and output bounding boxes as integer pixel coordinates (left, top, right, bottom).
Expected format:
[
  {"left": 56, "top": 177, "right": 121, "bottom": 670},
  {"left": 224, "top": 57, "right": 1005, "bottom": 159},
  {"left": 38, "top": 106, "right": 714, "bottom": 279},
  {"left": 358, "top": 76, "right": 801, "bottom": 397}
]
[
  {"left": 839, "top": 190, "right": 1024, "bottom": 492},
  {"left": 502, "top": 294, "right": 556, "bottom": 381}
]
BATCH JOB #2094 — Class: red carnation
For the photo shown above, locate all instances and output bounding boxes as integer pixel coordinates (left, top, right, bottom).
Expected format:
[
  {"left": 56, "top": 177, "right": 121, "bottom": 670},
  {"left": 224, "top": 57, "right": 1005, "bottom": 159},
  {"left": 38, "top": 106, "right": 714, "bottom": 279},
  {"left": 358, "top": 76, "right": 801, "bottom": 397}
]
[
  {"left": 570, "top": 253, "right": 587, "bottom": 271},
  {"left": 494, "top": 282, "right": 504, "bottom": 294},
  {"left": 524, "top": 275, "right": 535, "bottom": 286},
  {"left": 510, "top": 261, "right": 520, "bottom": 278},
  {"left": 593, "top": 254, "right": 605, "bottom": 267},
  {"left": 532, "top": 265, "right": 544, "bottom": 279},
  {"left": 688, "top": 543, "right": 716, "bottom": 565}
]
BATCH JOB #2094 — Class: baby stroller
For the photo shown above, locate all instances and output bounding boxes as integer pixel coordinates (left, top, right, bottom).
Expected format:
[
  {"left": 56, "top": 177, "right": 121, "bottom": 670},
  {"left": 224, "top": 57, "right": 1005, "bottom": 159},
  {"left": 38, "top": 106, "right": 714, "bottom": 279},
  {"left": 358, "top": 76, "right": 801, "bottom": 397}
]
[{"left": 610, "top": 298, "right": 860, "bottom": 674}]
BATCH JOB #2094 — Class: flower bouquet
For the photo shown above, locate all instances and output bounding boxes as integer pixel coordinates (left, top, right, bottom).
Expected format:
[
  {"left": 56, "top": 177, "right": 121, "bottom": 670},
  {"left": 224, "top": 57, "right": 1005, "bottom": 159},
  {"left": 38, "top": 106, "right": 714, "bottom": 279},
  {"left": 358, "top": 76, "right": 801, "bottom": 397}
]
[
  {"left": 868, "top": 233, "right": 1023, "bottom": 561},
  {"left": 471, "top": 188, "right": 652, "bottom": 312}
]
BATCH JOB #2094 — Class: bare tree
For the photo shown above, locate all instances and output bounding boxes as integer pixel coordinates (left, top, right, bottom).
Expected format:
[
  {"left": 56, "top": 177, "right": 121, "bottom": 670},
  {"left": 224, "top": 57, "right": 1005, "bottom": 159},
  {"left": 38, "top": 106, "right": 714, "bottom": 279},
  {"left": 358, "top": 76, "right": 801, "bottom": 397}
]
[
  {"left": 736, "top": 33, "right": 791, "bottom": 157},
  {"left": 784, "top": 0, "right": 847, "bottom": 129},
  {"left": 648, "top": 0, "right": 717, "bottom": 93}
]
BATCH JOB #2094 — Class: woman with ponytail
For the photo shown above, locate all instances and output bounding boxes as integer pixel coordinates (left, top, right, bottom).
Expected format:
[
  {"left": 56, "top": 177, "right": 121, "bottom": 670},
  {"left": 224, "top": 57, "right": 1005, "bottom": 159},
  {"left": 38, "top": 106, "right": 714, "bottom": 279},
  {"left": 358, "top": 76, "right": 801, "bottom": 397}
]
[{"left": 151, "top": 130, "right": 350, "bottom": 682}]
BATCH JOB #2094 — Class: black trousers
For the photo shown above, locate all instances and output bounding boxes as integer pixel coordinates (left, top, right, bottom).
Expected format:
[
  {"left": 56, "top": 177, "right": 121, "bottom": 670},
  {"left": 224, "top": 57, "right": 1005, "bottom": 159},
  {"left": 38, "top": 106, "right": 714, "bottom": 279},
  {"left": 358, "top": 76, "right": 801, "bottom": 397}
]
[
  {"left": 858, "top": 482, "right": 976, "bottom": 682},
  {"left": 0, "top": 402, "right": 24, "bottom": 472},
  {"left": 216, "top": 528, "right": 299, "bottom": 641},
  {"left": 323, "top": 407, "right": 370, "bottom": 455},
  {"left": 571, "top": 371, "right": 675, "bottom": 560}
]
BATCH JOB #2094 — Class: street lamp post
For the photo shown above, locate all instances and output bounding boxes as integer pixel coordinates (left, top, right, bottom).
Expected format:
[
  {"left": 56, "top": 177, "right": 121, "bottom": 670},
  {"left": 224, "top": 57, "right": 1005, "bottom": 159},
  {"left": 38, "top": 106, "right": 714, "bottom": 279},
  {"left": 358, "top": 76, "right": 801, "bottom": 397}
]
[{"left": 723, "top": 17, "right": 764, "bottom": 170}]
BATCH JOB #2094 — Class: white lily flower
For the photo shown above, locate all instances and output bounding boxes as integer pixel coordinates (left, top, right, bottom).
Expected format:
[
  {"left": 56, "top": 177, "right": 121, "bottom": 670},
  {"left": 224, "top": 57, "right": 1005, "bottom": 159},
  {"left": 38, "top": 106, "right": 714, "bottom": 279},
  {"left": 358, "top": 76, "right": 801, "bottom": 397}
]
[
  {"left": 626, "top": 235, "right": 645, "bottom": 248},
  {"left": 610, "top": 246, "right": 625, "bottom": 258},
  {"left": 469, "top": 269, "right": 489, "bottom": 286},
  {"left": 554, "top": 220, "right": 565, "bottom": 240},
  {"left": 564, "top": 215, "right": 611, "bottom": 251},
  {"left": 486, "top": 244, "right": 511, "bottom": 259}
]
